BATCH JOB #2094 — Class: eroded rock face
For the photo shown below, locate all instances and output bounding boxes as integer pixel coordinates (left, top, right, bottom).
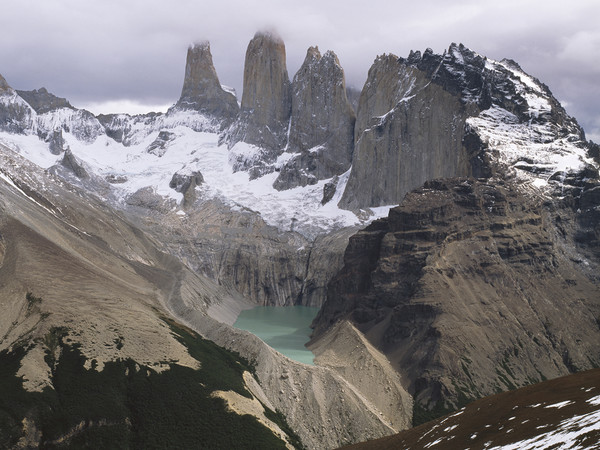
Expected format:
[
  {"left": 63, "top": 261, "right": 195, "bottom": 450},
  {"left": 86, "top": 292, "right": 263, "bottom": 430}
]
[
  {"left": 48, "top": 129, "right": 67, "bottom": 155},
  {"left": 221, "top": 31, "right": 291, "bottom": 166},
  {"left": 314, "top": 178, "right": 600, "bottom": 417},
  {"left": 147, "top": 130, "right": 176, "bottom": 157},
  {"left": 169, "top": 170, "right": 204, "bottom": 207},
  {"left": 61, "top": 148, "right": 89, "bottom": 179},
  {"left": 173, "top": 42, "right": 239, "bottom": 127},
  {"left": 273, "top": 47, "right": 355, "bottom": 190},
  {"left": 151, "top": 198, "right": 357, "bottom": 307}
]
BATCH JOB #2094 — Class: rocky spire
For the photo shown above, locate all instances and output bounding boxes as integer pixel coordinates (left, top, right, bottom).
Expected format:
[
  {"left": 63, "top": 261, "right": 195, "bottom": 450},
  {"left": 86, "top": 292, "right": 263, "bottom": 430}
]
[
  {"left": 273, "top": 47, "right": 356, "bottom": 190},
  {"left": 221, "top": 31, "right": 292, "bottom": 154},
  {"left": 174, "top": 41, "right": 239, "bottom": 127}
]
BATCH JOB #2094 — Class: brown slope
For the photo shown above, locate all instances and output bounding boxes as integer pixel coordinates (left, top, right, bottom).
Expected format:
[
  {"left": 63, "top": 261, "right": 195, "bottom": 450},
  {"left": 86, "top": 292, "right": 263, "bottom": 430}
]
[{"left": 342, "top": 368, "right": 600, "bottom": 450}]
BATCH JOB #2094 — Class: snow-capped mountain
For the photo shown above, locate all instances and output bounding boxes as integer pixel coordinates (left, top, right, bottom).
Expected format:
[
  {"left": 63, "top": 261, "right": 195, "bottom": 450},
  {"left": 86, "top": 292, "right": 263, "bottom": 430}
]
[
  {"left": 1, "top": 33, "right": 599, "bottom": 449},
  {"left": 2, "top": 41, "right": 597, "bottom": 239}
]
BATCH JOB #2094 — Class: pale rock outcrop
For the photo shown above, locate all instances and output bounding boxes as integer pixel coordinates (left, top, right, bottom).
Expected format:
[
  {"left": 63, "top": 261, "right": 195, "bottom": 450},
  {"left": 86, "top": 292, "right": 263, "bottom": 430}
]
[
  {"left": 172, "top": 41, "right": 239, "bottom": 127},
  {"left": 221, "top": 31, "right": 292, "bottom": 177},
  {"left": 273, "top": 47, "right": 355, "bottom": 190}
]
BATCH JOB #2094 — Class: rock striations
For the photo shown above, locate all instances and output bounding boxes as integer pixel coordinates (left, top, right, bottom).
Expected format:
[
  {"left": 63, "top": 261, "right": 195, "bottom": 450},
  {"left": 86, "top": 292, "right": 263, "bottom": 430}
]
[
  {"left": 172, "top": 41, "right": 239, "bottom": 127},
  {"left": 313, "top": 177, "right": 600, "bottom": 421},
  {"left": 273, "top": 47, "right": 356, "bottom": 190}
]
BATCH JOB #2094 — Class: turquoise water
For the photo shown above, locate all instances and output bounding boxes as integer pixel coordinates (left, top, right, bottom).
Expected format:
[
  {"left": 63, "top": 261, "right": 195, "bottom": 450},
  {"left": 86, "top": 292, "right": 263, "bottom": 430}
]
[{"left": 233, "top": 306, "right": 320, "bottom": 365}]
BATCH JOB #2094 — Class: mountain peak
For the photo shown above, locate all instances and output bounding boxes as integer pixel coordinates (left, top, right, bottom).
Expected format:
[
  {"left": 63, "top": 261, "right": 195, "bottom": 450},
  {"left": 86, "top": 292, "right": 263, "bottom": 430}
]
[
  {"left": 253, "top": 29, "right": 284, "bottom": 44},
  {"left": 174, "top": 40, "right": 239, "bottom": 126},
  {"left": 16, "top": 87, "right": 73, "bottom": 114},
  {"left": 273, "top": 46, "right": 355, "bottom": 190},
  {"left": 220, "top": 30, "right": 291, "bottom": 160}
]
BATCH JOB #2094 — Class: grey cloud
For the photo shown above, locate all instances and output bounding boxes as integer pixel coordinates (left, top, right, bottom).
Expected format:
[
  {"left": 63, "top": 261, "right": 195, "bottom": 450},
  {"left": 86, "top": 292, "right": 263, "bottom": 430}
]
[{"left": 1, "top": 0, "right": 598, "bottom": 140}]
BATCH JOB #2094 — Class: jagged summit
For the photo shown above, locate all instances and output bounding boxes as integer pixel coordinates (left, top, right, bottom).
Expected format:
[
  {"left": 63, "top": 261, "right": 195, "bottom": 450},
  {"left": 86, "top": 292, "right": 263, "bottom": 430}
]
[
  {"left": 173, "top": 41, "right": 239, "bottom": 127},
  {"left": 16, "top": 87, "right": 73, "bottom": 114},
  {"left": 338, "top": 43, "right": 594, "bottom": 210},
  {"left": 273, "top": 46, "right": 355, "bottom": 190}
]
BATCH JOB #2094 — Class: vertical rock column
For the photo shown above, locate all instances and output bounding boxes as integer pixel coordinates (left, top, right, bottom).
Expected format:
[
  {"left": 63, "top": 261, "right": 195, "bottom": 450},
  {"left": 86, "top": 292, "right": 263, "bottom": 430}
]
[
  {"left": 221, "top": 31, "right": 291, "bottom": 177},
  {"left": 273, "top": 47, "right": 356, "bottom": 191},
  {"left": 173, "top": 41, "right": 239, "bottom": 127}
]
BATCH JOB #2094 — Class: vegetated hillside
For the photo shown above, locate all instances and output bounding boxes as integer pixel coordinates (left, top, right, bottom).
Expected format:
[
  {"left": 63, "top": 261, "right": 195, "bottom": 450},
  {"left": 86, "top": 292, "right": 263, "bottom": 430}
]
[{"left": 342, "top": 368, "right": 600, "bottom": 450}]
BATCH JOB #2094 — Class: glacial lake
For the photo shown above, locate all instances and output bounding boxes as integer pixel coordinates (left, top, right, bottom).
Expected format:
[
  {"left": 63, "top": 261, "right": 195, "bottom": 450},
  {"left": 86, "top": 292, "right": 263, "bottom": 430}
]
[{"left": 233, "top": 306, "right": 320, "bottom": 365}]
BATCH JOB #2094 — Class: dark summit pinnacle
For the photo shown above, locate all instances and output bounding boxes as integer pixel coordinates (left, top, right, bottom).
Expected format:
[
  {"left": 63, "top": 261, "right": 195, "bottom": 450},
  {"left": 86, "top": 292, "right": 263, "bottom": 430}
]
[
  {"left": 221, "top": 31, "right": 292, "bottom": 153},
  {"left": 173, "top": 41, "right": 239, "bottom": 127},
  {"left": 273, "top": 46, "right": 356, "bottom": 190}
]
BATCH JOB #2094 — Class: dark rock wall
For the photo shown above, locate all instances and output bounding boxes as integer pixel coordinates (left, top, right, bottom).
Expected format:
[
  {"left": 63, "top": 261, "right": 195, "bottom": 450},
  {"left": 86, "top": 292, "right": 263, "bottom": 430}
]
[
  {"left": 314, "top": 178, "right": 600, "bottom": 412},
  {"left": 174, "top": 42, "right": 239, "bottom": 127},
  {"left": 273, "top": 47, "right": 356, "bottom": 190}
]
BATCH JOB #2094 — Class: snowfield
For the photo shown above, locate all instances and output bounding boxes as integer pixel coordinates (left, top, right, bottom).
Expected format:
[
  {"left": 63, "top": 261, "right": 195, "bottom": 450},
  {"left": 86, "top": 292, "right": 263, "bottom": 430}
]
[{"left": 0, "top": 126, "right": 382, "bottom": 236}]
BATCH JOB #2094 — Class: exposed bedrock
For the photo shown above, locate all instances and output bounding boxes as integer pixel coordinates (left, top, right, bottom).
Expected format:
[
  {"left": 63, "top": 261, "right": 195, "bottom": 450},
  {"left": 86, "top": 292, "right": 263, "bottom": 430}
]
[
  {"left": 173, "top": 41, "right": 239, "bottom": 127},
  {"left": 273, "top": 47, "right": 356, "bottom": 190},
  {"left": 314, "top": 178, "right": 600, "bottom": 418},
  {"left": 221, "top": 31, "right": 291, "bottom": 162}
]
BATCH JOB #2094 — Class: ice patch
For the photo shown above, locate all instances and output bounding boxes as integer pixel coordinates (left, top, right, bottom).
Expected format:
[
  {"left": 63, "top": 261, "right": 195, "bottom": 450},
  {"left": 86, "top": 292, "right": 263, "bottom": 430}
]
[
  {"left": 1, "top": 126, "right": 382, "bottom": 237},
  {"left": 544, "top": 400, "right": 574, "bottom": 409}
]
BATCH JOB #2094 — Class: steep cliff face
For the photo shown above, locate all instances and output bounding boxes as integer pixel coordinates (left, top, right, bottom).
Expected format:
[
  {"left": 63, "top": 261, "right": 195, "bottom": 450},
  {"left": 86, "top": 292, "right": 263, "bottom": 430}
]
[
  {"left": 172, "top": 42, "right": 239, "bottom": 128},
  {"left": 273, "top": 47, "right": 355, "bottom": 190},
  {"left": 314, "top": 177, "right": 600, "bottom": 417},
  {"left": 339, "top": 49, "right": 477, "bottom": 210},
  {"left": 339, "top": 43, "right": 589, "bottom": 211},
  {"left": 221, "top": 31, "right": 291, "bottom": 176},
  {"left": 138, "top": 197, "right": 357, "bottom": 307}
]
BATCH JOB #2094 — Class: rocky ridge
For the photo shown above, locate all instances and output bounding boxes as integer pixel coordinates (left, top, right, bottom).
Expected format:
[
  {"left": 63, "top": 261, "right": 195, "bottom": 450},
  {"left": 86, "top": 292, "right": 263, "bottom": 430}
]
[{"left": 313, "top": 176, "right": 600, "bottom": 420}]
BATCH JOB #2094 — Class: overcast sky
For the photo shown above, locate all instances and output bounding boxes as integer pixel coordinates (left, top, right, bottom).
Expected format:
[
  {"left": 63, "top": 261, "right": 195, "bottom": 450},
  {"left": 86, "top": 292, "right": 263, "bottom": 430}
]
[{"left": 1, "top": 0, "right": 599, "bottom": 141}]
